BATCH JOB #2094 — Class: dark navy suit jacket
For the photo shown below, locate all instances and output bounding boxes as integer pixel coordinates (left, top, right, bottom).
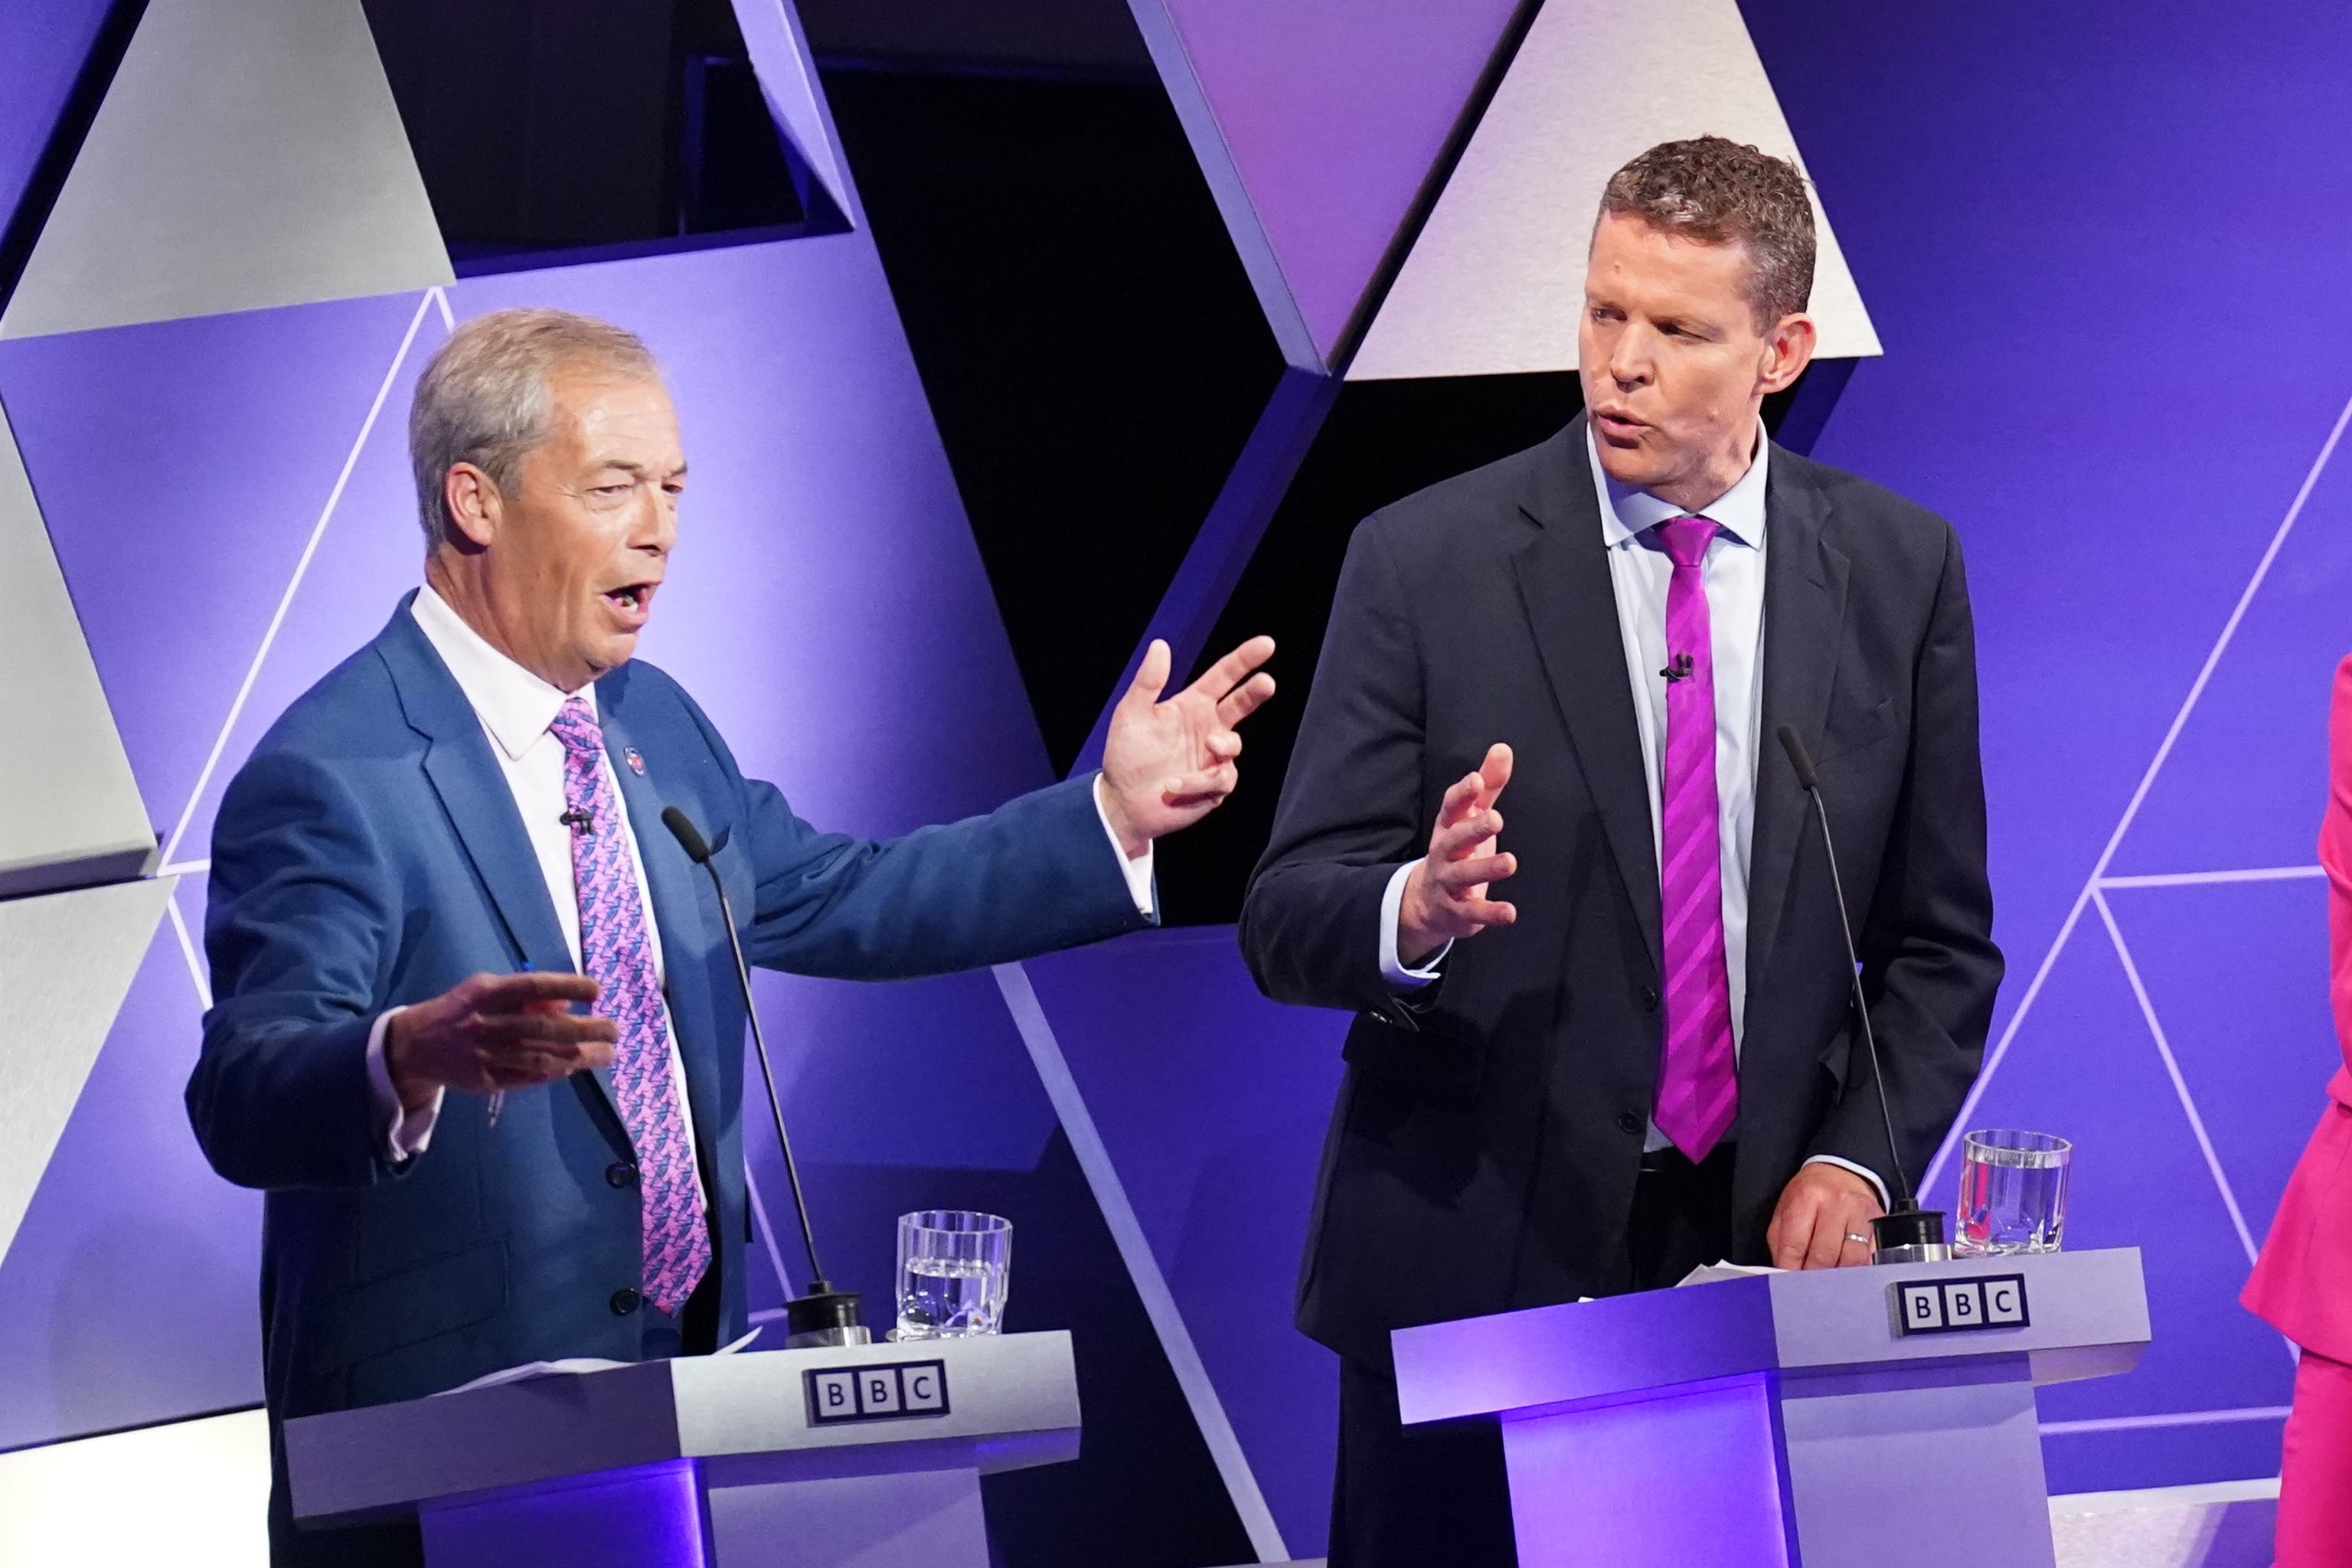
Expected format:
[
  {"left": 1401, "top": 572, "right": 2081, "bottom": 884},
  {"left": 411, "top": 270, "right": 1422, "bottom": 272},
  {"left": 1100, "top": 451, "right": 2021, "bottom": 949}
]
[
  {"left": 1241, "top": 417, "right": 2002, "bottom": 1367},
  {"left": 188, "top": 595, "right": 1148, "bottom": 1452}
]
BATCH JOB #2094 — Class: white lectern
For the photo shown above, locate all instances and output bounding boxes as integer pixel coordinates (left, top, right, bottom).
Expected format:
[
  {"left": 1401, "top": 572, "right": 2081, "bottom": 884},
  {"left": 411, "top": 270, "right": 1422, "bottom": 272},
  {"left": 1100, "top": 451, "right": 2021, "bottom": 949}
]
[
  {"left": 284, "top": 1331, "right": 1080, "bottom": 1568},
  {"left": 1392, "top": 1249, "right": 2151, "bottom": 1568}
]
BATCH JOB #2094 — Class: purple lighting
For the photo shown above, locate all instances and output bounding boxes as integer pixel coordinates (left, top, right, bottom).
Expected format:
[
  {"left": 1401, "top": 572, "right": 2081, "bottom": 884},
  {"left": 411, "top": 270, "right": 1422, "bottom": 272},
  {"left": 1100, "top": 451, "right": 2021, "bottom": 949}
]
[{"left": 1501, "top": 1376, "right": 1792, "bottom": 1568}]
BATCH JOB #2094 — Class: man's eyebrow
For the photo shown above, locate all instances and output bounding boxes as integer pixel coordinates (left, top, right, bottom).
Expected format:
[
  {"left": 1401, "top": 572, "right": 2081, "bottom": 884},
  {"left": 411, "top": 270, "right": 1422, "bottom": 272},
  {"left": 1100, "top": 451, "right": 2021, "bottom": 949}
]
[{"left": 589, "top": 458, "right": 688, "bottom": 479}]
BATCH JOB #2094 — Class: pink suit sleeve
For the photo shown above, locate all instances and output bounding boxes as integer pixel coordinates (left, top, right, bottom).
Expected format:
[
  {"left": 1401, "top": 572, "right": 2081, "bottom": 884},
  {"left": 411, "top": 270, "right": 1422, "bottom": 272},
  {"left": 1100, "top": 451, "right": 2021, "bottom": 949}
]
[{"left": 2325, "top": 655, "right": 2352, "bottom": 1098}]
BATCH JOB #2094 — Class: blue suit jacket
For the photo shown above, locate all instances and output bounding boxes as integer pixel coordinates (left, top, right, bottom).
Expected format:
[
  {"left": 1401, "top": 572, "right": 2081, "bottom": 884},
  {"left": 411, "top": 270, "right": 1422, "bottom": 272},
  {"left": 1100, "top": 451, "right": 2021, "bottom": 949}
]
[{"left": 188, "top": 595, "right": 1148, "bottom": 1427}]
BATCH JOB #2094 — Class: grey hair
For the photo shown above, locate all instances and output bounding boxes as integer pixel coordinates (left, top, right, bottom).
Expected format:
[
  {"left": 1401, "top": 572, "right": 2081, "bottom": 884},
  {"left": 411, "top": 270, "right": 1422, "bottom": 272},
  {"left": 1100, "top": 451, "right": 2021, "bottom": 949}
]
[{"left": 408, "top": 307, "right": 661, "bottom": 548}]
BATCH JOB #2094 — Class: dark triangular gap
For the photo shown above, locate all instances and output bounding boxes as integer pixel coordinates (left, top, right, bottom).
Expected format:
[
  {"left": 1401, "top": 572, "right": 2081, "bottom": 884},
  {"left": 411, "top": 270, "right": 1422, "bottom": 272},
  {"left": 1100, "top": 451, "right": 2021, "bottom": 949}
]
[
  {"left": 1158, "top": 362, "right": 1850, "bottom": 926},
  {"left": 358, "top": 0, "right": 844, "bottom": 276},
  {"left": 816, "top": 55, "right": 1285, "bottom": 778}
]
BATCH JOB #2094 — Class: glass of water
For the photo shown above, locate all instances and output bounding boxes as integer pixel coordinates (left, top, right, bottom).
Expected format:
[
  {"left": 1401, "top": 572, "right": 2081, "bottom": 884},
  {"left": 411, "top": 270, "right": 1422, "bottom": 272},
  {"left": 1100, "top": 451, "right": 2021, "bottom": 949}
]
[
  {"left": 895, "top": 1210, "right": 1011, "bottom": 1341},
  {"left": 1953, "top": 1129, "right": 2072, "bottom": 1255}
]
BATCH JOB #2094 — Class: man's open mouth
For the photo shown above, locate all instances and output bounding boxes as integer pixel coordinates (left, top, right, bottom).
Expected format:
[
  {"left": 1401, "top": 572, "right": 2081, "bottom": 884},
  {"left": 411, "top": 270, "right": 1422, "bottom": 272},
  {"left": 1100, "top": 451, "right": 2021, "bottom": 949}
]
[{"left": 603, "top": 583, "right": 658, "bottom": 619}]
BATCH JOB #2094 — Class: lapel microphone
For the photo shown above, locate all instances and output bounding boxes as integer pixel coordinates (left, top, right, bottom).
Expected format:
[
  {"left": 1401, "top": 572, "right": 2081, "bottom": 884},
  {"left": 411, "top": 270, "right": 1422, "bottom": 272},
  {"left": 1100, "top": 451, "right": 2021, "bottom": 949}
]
[
  {"left": 660, "top": 805, "right": 868, "bottom": 1346},
  {"left": 558, "top": 808, "right": 593, "bottom": 835},
  {"left": 1776, "top": 724, "right": 1950, "bottom": 1265}
]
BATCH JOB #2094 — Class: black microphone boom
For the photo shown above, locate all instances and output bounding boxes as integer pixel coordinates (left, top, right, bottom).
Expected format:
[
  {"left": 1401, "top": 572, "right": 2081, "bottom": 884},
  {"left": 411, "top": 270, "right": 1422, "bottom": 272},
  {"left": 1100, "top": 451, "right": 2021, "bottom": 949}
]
[
  {"left": 660, "top": 804, "right": 867, "bottom": 1345},
  {"left": 1774, "top": 724, "right": 1949, "bottom": 1263}
]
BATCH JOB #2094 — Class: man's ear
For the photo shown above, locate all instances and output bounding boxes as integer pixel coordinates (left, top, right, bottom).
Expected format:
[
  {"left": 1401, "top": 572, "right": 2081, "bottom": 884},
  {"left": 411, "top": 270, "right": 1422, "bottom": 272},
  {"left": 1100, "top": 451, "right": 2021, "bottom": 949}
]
[
  {"left": 441, "top": 462, "right": 499, "bottom": 550},
  {"left": 1758, "top": 312, "right": 1818, "bottom": 397}
]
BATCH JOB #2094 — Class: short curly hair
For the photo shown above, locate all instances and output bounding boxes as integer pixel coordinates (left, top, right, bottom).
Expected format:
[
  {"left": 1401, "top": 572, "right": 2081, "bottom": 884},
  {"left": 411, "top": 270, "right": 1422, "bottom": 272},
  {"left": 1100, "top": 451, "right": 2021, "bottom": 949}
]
[{"left": 1598, "top": 136, "right": 1815, "bottom": 329}]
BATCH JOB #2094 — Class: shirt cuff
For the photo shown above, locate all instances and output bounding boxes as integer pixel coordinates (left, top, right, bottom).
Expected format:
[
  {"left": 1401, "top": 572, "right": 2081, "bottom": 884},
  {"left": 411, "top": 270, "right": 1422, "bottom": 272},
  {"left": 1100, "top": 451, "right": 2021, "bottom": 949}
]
[
  {"left": 1805, "top": 1154, "right": 1890, "bottom": 1210},
  {"left": 366, "top": 1006, "right": 442, "bottom": 1162},
  {"left": 1379, "top": 860, "right": 1449, "bottom": 991},
  {"left": 1092, "top": 774, "right": 1156, "bottom": 918}
]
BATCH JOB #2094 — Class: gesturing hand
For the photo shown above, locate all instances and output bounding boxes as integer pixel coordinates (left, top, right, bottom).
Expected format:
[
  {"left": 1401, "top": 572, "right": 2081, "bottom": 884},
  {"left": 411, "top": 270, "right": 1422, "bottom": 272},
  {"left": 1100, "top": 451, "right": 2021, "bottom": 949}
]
[
  {"left": 384, "top": 971, "right": 618, "bottom": 1112},
  {"left": 1398, "top": 743, "right": 1518, "bottom": 967},
  {"left": 1099, "top": 635, "right": 1277, "bottom": 856}
]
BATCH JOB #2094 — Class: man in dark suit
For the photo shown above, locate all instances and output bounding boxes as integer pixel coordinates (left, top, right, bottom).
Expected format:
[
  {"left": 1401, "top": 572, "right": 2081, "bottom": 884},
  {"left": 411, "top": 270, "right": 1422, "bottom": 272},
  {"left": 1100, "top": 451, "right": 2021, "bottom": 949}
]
[
  {"left": 187, "top": 307, "right": 1276, "bottom": 1566},
  {"left": 1240, "top": 137, "right": 2002, "bottom": 1566}
]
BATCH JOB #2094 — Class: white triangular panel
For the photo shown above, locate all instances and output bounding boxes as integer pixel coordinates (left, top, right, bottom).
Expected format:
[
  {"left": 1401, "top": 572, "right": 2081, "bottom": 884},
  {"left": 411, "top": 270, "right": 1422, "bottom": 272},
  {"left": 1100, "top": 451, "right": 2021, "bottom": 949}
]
[
  {"left": 0, "top": 401, "right": 154, "bottom": 894},
  {"left": 0, "top": 877, "right": 175, "bottom": 1266},
  {"left": 1349, "top": 0, "right": 1881, "bottom": 381},
  {"left": 0, "top": 0, "right": 452, "bottom": 341}
]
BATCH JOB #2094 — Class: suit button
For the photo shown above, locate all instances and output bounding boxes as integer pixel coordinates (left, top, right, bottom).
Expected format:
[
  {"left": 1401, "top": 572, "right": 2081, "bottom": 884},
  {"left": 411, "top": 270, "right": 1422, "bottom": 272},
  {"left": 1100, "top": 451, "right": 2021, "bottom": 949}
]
[
  {"left": 606, "top": 1161, "right": 639, "bottom": 1188},
  {"left": 610, "top": 1288, "right": 642, "bottom": 1316},
  {"left": 1640, "top": 985, "right": 1660, "bottom": 1012},
  {"left": 1616, "top": 1111, "right": 1644, "bottom": 1135}
]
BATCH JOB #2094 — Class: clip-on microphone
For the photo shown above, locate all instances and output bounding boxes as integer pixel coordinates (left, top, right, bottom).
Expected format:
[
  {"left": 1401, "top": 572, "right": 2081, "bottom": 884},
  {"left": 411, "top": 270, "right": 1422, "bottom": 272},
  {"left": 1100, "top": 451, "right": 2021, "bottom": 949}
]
[
  {"left": 661, "top": 805, "right": 870, "bottom": 1346},
  {"left": 1776, "top": 725, "right": 1950, "bottom": 1265}
]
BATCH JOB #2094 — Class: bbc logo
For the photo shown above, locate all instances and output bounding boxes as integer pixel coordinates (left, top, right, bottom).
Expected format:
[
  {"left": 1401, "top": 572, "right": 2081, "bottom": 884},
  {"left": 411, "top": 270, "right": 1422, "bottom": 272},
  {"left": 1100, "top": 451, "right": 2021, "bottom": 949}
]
[
  {"left": 1895, "top": 1274, "right": 2029, "bottom": 1337},
  {"left": 806, "top": 1361, "right": 951, "bottom": 1426}
]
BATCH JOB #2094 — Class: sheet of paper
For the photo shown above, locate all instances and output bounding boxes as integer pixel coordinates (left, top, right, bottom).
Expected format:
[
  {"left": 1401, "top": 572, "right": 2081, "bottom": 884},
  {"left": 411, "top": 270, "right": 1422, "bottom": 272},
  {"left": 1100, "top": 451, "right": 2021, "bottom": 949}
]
[
  {"left": 1675, "top": 1260, "right": 1782, "bottom": 1287},
  {"left": 433, "top": 1324, "right": 766, "bottom": 1396}
]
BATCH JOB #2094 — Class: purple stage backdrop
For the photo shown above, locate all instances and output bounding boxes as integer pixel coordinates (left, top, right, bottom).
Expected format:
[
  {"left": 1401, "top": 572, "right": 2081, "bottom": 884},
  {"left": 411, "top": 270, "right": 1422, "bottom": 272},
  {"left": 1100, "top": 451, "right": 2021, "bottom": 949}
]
[
  {"left": 3, "top": 1, "right": 2350, "bottom": 1558},
  {"left": 1745, "top": 0, "right": 2352, "bottom": 1493},
  {"left": 0, "top": 234, "right": 1063, "bottom": 1444}
]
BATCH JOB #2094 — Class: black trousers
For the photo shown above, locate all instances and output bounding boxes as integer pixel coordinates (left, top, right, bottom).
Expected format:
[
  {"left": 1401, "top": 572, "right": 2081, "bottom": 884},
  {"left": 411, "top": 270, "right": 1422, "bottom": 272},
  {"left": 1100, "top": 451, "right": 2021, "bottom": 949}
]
[
  {"left": 1328, "top": 1143, "right": 1737, "bottom": 1568},
  {"left": 268, "top": 1253, "right": 724, "bottom": 1568}
]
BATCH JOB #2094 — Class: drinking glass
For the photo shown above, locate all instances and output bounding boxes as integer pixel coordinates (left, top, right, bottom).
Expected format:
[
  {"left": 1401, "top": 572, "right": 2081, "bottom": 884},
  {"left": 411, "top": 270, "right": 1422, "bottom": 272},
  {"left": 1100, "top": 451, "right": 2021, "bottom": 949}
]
[
  {"left": 1953, "top": 1129, "right": 2072, "bottom": 1255},
  {"left": 894, "top": 1210, "right": 1011, "bottom": 1341}
]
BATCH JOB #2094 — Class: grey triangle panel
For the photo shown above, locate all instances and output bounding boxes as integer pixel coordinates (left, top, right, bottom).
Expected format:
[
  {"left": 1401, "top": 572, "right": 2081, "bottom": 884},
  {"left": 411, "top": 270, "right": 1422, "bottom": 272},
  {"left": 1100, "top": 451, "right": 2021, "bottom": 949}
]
[
  {"left": 0, "top": 402, "right": 154, "bottom": 894},
  {"left": 0, "top": 0, "right": 452, "bottom": 341},
  {"left": 0, "top": 876, "right": 175, "bottom": 1265}
]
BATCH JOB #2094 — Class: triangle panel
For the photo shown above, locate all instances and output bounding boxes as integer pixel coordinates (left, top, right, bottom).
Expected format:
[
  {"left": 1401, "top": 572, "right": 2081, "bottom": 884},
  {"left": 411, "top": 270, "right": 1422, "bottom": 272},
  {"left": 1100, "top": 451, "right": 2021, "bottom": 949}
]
[
  {"left": 2108, "top": 414, "right": 2352, "bottom": 878},
  {"left": 1348, "top": 0, "right": 1880, "bottom": 381},
  {"left": 1, "top": 0, "right": 449, "bottom": 339},
  {"left": 1143, "top": 0, "right": 1525, "bottom": 368},
  {"left": 0, "top": 289, "right": 441, "bottom": 861},
  {"left": 1946, "top": 920, "right": 2294, "bottom": 1450}
]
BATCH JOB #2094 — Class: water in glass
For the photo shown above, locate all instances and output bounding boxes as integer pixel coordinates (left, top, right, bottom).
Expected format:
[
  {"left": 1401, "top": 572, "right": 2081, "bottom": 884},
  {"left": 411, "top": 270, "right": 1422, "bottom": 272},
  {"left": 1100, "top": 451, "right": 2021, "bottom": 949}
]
[
  {"left": 1954, "top": 1129, "right": 2071, "bottom": 1255},
  {"left": 896, "top": 1210, "right": 1011, "bottom": 1340}
]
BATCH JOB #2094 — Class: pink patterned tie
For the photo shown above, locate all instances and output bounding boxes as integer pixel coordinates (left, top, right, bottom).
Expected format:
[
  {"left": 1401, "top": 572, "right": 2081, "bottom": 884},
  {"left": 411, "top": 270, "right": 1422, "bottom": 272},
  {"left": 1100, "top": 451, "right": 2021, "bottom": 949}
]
[
  {"left": 1651, "top": 518, "right": 1738, "bottom": 1161},
  {"left": 550, "top": 697, "right": 711, "bottom": 1315}
]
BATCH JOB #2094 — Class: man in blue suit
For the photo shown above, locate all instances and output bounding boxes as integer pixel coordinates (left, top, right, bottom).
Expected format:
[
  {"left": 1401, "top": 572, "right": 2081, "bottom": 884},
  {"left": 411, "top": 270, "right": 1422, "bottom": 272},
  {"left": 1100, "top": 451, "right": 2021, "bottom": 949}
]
[{"left": 185, "top": 308, "right": 1276, "bottom": 1566}]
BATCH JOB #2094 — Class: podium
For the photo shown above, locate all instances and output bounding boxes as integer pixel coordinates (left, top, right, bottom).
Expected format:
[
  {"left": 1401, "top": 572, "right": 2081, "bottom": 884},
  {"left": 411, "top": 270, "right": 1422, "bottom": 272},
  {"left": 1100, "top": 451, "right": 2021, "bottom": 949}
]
[
  {"left": 1393, "top": 1249, "right": 2151, "bottom": 1568},
  {"left": 283, "top": 1331, "right": 1080, "bottom": 1568}
]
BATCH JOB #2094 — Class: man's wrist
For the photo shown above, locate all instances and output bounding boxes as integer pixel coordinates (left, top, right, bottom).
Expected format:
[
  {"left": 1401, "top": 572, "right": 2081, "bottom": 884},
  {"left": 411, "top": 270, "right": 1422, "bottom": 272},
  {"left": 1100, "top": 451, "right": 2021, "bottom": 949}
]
[
  {"left": 1092, "top": 773, "right": 1149, "bottom": 861},
  {"left": 381, "top": 1009, "right": 437, "bottom": 1114}
]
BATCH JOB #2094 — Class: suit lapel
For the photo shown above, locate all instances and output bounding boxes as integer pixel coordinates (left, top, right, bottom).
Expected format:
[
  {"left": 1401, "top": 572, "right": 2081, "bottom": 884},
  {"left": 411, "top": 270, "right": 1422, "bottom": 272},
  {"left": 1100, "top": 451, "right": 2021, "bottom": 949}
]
[
  {"left": 597, "top": 678, "right": 727, "bottom": 1152},
  {"left": 1511, "top": 419, "right": 1662, "bottom": 975},
  {"left": 380, "top": 602, "right": 577, "bottom": 980},
  {"left": 1744, "top": 453, "right": 1851, "bottom": 1001},
  {"left": 380, "top": 599, "right": 629, "bottom": 1139}
]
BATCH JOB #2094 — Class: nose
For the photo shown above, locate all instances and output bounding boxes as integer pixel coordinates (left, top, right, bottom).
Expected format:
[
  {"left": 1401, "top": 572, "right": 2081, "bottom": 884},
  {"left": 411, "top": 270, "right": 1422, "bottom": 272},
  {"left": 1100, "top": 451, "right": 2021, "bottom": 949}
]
[
  {"left": 635, "top": 486, "right": 678, "bottom": 557},
  {"left": 1609, "top": 325, "right": 1651, "bottom": 391}
]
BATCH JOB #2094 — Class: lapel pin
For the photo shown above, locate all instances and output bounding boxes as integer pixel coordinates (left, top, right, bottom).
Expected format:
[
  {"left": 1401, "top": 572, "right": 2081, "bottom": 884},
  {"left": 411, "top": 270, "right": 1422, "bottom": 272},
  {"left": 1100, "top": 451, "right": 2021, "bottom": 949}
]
[{"left": 625, "top": 746, "right": 645, "bottom": 776}]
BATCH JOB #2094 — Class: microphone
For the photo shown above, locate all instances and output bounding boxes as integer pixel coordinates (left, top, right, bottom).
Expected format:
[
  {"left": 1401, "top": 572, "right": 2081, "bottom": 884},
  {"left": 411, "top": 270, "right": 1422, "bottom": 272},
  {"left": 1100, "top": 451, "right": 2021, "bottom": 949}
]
[
  {"left": 661, "top": 805, "right": 869, "bottom": 1347},
  {"left": 1775, "top": 724, "right": 1950, "bottom": 1265},
  {"left": 558, "top": 808, "right": 593, "bottom": 835}
]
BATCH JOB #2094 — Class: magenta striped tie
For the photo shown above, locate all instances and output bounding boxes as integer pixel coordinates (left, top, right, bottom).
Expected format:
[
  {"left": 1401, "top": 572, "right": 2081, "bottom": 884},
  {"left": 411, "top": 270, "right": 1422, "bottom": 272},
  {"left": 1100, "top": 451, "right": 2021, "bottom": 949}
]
[
  {"left": 550, "top": 698, "right": 711, "bottom": 1316},
  {"left": 1652, "top": 517, "right": 1738, "bottom": 1161}
]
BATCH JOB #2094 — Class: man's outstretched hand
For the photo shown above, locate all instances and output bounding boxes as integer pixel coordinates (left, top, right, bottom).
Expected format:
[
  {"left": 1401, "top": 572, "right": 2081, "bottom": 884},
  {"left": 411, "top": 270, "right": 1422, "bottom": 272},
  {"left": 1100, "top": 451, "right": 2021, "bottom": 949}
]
[
  {"left": 1398, "top": 743, "right": 1518, "bottom": 967},
  {"left": 384, "top": 970, "right": 618, "bottom": 1112},
  {"left": 1099, "top": 635, "right": 1277, "bottom": 856}
]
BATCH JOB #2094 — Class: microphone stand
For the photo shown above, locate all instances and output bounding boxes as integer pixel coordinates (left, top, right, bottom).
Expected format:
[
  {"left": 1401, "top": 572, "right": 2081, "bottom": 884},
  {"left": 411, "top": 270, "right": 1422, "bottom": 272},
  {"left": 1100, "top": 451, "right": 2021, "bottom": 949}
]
[
  {"left": 662, "top": 806, "right": 870, "bottom": 1346},
  {"left": 1776, "top": 727, "right": 1950, "bottom": 1265}
]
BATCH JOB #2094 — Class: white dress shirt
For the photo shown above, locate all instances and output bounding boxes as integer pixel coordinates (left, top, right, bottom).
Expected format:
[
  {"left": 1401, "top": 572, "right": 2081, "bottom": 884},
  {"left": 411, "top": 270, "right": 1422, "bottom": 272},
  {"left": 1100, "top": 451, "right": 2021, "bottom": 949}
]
[
  {"left": 366, "top": 586, "right": 1155, "bottom": 1165},
  {"left": 1378, "top": 428, "right": 1884, "bottom": 1202}
]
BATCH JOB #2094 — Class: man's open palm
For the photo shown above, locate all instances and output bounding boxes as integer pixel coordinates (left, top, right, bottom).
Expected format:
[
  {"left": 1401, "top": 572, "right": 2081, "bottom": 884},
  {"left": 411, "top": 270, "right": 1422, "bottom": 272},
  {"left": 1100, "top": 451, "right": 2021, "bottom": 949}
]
[{"left": 1099, "top": 636, "right": 1276, "bottom": 854}]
